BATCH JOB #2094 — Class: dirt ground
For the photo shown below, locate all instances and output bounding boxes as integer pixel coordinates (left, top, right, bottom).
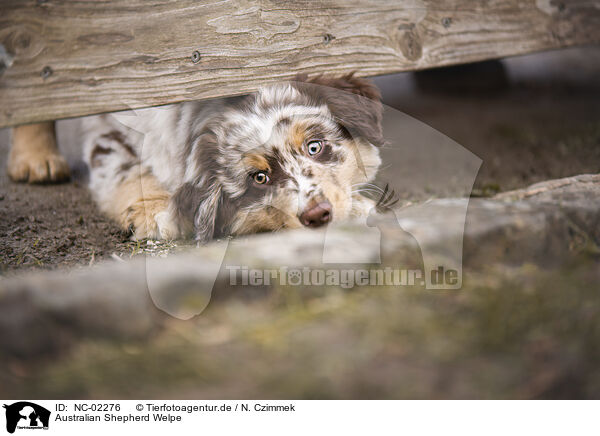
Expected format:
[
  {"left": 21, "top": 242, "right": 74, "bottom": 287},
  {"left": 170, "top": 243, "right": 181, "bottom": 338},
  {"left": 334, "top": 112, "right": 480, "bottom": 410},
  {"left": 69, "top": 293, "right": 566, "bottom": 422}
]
[{"left": 1, "top": 47, "right": 599, "bottom": 275}]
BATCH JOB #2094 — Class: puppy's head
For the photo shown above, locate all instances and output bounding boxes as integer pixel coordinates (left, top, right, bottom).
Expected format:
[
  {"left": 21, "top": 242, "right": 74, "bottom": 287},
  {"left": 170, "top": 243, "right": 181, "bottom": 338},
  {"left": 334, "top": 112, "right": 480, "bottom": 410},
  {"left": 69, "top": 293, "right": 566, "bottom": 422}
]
[{"left": 187, "top": 73, "right": 384, "bottom": 242}]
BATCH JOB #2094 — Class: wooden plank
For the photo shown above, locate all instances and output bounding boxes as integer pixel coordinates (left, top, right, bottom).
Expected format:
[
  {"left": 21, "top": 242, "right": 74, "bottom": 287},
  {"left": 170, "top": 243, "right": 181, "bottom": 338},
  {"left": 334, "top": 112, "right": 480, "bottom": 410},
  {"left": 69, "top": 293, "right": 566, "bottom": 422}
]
[{"left": 1, "top": 0, "right": 599, "bottom": 128}]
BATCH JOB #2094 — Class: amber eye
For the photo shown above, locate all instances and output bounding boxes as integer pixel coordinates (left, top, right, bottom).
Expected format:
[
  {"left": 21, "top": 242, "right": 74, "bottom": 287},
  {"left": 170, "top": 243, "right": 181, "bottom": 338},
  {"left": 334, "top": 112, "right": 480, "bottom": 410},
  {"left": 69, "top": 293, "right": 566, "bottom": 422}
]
[
  {"left": 253, "top": 171, "right": 270, "bottom": 185},
  {"left": 306, "top": 140, "right": 323, "bottom": 156}
]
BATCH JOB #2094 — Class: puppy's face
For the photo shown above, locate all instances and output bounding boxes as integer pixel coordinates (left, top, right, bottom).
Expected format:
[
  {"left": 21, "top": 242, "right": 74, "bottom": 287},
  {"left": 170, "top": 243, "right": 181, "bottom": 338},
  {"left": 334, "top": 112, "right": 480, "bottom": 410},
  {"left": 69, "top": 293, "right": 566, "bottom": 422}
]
[
  {"left": 228, "top": 112, "right": 380, "bottom": 235},
  {"left": 192, "top": 74, "right": 385, "bottom": 241}
]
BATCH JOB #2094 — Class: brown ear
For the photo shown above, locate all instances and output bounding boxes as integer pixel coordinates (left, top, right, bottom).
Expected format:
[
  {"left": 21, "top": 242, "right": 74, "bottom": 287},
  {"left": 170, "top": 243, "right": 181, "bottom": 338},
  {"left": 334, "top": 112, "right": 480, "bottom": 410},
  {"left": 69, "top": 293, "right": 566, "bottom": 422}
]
[
  {"left": 171, "top": 179, "right": 222, "bottom": 243},
  {"left": 171, "top": 131, "right": 224, "bottom": 243},
  {"left": 294, "top": 72, "right": 385, "bottom": 146}
]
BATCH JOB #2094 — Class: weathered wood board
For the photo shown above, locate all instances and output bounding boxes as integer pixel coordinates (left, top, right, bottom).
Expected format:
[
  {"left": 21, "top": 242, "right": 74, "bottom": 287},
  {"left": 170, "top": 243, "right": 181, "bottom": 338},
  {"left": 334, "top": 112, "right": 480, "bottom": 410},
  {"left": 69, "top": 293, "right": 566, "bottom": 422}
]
[{"left": 1, "top": 0, "right": 599, "bottom": 128}]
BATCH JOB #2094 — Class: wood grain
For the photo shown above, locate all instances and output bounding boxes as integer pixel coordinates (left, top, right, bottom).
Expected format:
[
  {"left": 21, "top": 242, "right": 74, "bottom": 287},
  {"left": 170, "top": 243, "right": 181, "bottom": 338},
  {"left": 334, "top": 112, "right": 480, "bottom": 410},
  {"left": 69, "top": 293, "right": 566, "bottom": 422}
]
[{"left": 1, "top": 0, "right": 599, "bottom": 128}]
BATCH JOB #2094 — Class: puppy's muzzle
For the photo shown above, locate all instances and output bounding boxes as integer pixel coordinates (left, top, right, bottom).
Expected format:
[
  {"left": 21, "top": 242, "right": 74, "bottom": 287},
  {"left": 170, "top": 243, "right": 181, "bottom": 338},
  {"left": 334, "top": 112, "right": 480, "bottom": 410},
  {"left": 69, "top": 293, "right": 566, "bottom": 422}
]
[{"left": 299, "top": 201, "right": 332, "bottom": 228}]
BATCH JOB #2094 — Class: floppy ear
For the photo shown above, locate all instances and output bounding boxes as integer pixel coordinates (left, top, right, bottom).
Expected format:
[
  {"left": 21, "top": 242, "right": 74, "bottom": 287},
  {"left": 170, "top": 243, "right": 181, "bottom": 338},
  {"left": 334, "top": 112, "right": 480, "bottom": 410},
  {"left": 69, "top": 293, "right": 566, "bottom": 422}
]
[
  {"left": 194, "top": 181, "right": 222, "bottom": 243},
  {"left": 171, "top": 132, "right": 223, "bottom": 243},
  {"left": 294, "top": 72, "right": 385, "bottom": 146},
  {"left": 172, "top": 179, "right": 221, "bottom": 243}
]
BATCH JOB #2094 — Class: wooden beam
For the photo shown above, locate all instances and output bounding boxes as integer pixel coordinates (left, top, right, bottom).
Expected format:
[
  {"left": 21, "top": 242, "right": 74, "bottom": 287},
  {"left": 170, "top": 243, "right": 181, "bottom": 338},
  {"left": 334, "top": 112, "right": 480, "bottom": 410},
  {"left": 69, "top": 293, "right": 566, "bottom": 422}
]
[{"left": 1, "top": 0, "right": 599, "bottom": 128}]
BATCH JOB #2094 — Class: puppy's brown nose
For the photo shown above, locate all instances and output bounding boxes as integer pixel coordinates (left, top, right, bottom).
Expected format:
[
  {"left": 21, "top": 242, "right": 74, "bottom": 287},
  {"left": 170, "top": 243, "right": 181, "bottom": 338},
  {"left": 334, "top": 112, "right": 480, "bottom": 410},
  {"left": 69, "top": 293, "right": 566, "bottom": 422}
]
[{"left": 300, "top": 201, "right": 332, "bottom": 228}]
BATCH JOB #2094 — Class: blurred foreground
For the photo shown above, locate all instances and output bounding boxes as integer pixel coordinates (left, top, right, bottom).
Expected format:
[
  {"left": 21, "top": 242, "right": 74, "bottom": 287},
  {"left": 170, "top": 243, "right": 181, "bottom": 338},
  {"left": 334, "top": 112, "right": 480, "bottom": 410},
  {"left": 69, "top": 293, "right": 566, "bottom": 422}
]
[{"left": 2, "top": 175, "right": 600, "bottom": 399}]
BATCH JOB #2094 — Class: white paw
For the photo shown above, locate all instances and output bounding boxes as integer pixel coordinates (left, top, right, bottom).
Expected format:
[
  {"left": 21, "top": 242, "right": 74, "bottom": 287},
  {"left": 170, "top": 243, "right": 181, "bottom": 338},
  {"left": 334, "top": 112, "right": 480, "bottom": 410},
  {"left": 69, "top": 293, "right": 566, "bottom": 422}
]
[
  {"left": 155, "top": 210, "right": 179, "bottom": 240},
  {"left": 132, "top": 226, "right": 159, "bottom": 241}
]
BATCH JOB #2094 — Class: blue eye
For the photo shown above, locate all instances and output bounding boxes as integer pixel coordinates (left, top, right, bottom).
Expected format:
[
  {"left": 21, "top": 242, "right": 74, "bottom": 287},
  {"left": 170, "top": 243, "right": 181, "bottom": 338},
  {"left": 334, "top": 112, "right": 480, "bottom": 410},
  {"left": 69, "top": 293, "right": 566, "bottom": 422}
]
[{"left": 307, "top": 140, "right": 323, "bottom": 156}]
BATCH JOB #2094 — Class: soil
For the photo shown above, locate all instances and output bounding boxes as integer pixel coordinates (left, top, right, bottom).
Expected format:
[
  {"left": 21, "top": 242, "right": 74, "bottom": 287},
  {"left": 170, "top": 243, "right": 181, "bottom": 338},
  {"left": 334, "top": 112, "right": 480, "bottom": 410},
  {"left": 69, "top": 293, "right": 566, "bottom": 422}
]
[
  {"left": 1, "top": 47, "right": 599, "bottom": 275},
  {"left": 0, "top": 180, "right": 135, "bottom": 274}
]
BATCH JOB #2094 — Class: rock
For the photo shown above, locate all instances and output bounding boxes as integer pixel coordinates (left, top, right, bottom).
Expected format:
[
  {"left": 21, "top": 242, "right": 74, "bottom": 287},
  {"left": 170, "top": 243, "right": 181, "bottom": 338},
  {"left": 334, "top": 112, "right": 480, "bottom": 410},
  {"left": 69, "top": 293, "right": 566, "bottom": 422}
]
[{"left": 0, "top": 259, "right": 166, "bottom": 357}]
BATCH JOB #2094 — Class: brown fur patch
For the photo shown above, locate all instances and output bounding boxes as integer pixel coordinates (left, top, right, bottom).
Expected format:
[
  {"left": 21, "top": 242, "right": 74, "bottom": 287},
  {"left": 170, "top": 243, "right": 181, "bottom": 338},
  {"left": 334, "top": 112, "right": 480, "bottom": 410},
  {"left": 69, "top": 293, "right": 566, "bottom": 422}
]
[
  {"left": 90, "top": 145, "right": 113, "bottom": 168},
  {"left": 231, "top": 206, "right": 301, "bottom": 236},
  {"left": 288, "top": 122, "right": 308, "bottom": 152},
  {"left": 293, "top": 73, "right": 385, "bottom": 147},
  {"left": 106, "top": 170, "right": 170, "bottom": 239},
  {"left": 242, "top": 153, "right": 270, "bottom": 171},
  {"left": 296, "top": 72, "right": 381, "bottom": 101},
  {"left": 316, "top": 142, "right": 341, "bottom": 164},
  {"left": 120, "top": 162, "right": 135, "bottom": 173},
  {"left": 8, "top": 121, "right": 71, "bottom": 183},
  {"left": 100, "top": 131, "right": 137, "bottom": 157}
]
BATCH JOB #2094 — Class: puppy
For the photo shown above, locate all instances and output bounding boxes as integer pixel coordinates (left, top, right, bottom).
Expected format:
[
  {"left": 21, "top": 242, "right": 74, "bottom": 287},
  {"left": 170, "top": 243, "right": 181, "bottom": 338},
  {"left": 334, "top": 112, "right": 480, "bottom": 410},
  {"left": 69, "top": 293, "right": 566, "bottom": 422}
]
[{"left": 82, "top": 73, "right": 388, "bottom": 242}]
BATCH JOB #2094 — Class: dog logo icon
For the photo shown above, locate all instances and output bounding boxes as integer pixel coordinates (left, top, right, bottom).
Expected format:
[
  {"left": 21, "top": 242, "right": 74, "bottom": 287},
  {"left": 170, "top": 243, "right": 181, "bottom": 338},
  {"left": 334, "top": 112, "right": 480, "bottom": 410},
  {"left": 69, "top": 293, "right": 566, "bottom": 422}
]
[{"left": 3, "top": 402, "right": 50, "bottom": 434}]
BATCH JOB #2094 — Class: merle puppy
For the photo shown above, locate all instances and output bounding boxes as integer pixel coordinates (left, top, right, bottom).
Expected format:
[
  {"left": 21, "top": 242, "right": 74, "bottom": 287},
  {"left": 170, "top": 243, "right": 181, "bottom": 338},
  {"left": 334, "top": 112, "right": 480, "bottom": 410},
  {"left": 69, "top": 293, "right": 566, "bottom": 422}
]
[{"left": 83, "top": 73, "right": 389, "bottom": 242}]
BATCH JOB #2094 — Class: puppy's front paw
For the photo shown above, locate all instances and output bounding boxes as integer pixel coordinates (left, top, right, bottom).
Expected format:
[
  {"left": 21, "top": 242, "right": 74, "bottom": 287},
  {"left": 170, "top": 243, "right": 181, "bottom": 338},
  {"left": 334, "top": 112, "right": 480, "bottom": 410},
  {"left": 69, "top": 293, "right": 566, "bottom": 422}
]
[
  {"left": 8, "top": 151, "right": 71, "bottom": 184},
  {"left": 155, "top": 210, "right": 180, "bottom": 241},
  {"left": 124, "top": 198, "right": 169, "bottom": 241}
]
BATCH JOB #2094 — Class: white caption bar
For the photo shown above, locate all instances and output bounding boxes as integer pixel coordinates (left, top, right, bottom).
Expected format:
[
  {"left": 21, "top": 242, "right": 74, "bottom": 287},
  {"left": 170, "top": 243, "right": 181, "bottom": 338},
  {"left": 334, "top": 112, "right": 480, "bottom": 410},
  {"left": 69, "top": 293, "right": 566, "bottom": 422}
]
[{"left": 2, "top": 400, "right": 597, "bottom": 435}]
